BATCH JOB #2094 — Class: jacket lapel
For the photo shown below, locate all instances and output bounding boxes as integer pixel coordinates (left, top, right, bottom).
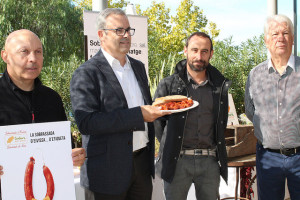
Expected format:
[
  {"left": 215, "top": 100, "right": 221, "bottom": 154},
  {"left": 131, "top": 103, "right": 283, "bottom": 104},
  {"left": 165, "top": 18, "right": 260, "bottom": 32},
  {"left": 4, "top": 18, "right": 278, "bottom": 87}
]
[{"left": 94, "top": 50, "right": 128, "bottom": 108}]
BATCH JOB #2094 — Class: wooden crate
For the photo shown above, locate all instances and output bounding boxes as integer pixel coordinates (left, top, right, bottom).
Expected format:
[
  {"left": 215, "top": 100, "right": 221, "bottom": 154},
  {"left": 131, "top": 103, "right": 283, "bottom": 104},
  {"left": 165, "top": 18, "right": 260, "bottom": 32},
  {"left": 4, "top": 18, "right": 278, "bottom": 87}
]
[{"left": 225, "top": 125, "right": 257, "bottom": 158}]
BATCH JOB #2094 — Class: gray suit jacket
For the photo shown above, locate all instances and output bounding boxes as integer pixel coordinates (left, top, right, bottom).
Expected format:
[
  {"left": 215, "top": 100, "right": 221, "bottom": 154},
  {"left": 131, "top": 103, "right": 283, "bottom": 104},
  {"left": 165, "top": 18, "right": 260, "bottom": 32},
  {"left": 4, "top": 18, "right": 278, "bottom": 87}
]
[{"left": 70, "top": 49, "right": 155, "bottom": 195}]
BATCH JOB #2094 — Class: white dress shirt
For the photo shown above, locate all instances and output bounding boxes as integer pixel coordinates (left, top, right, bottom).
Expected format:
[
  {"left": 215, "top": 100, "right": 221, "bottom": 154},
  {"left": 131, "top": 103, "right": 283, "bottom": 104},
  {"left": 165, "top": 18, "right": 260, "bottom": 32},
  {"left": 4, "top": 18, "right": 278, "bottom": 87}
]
[{"left": 102, "top": 49, "right": 149, "bottom": 151}]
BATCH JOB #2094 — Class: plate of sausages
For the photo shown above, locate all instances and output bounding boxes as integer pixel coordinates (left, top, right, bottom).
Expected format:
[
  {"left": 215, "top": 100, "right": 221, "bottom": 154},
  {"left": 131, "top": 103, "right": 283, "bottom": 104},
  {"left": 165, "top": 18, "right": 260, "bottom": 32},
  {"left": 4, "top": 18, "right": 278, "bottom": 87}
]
[{"left": 153, "top": 95, "right": 199, "bottom": 113}]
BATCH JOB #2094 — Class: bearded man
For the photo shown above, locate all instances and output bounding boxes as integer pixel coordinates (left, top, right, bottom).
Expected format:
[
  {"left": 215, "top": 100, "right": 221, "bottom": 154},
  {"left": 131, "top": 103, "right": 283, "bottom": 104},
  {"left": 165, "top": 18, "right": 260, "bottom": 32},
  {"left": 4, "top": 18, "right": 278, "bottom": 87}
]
[{"left": 154, "top": 32, "right": 231, "bottom": 200}]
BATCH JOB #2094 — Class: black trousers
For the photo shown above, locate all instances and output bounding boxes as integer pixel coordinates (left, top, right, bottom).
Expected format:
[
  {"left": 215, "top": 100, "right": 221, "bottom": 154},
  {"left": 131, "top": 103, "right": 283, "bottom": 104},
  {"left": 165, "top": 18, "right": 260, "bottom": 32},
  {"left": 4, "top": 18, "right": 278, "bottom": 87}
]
[{"left": 94, "top": 148, "right": 153, "bottom": 200}]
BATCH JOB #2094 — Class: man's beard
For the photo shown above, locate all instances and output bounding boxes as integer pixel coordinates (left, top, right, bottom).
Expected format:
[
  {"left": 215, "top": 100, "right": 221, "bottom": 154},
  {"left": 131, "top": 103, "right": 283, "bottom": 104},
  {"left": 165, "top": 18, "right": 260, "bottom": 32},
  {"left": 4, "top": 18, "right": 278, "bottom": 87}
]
[{"left": 188, "top": 59, "right": 209, "bottom": 72}]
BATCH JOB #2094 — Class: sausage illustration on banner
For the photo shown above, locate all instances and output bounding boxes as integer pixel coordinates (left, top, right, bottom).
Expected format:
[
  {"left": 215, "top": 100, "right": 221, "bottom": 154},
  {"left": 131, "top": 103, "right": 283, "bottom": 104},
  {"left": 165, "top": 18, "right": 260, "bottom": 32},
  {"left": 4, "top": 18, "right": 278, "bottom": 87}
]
[
  {"left": 24, "top": 156, "right": 55, "bottom": 200},
  {"left": 43, "top": 164, "right": 55, "bottom": 200},
  {"left": 24, "top": 157, "right": 36, "bottom": 200}
]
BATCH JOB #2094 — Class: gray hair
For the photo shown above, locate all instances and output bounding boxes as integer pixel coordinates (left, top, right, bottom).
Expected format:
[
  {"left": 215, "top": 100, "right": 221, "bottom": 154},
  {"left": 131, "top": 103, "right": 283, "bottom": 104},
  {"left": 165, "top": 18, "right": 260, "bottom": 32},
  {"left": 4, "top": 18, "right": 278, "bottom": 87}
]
[
  {"left": 96, "top": 8, "right": 127, "bottom": 30},
  {"left": 264, "top": 14, "right": 294, "bottom": 36}
]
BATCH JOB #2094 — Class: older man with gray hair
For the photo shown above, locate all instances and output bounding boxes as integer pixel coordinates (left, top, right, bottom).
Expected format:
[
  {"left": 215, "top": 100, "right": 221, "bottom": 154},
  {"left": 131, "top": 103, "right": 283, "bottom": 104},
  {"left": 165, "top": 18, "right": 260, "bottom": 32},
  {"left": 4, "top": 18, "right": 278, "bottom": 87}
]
[{"left": 245, "top": 14, "right": 300, "bottom": 200}]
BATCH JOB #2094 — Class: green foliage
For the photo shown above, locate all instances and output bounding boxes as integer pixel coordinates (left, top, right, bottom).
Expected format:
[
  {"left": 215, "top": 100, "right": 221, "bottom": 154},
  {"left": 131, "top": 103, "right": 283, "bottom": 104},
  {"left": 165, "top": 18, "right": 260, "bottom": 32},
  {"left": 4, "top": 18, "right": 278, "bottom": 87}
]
[
  {"left": 136, "top": 0, "right": 220, "bottom": 80},
  {"left": 149, "top": 54, "right": 177, "bottom": 97},
  {"left": 108, "top": 0, "right": 129, "bottom": 8},
  {"left": 168, "top": 0, "right": 212, "bottom": 51},
  {"left": 40, "top": 55, "right": 81, "bottom": 114},
  {"left": 73, "top": 0, "right": 92, "bottom": 10},
  {"left": 0, "top": 0, "right": 84, "bottom": 71},
  {"left": 211, "top": 34, "right": 267, "bottom": 114},
  {"left": 73, "top": 0, "right": 129, "bottom": 11},
  {"left": 39, "top": 55, "right": 83, "bottom": 146},
  {"left": 0, "top": 62, "right": 5, "bottom": 74}
]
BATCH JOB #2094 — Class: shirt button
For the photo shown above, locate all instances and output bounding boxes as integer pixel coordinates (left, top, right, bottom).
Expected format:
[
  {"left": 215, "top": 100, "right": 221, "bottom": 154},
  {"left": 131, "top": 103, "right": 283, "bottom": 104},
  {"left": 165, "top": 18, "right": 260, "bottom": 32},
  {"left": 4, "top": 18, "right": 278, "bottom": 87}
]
[
  {"left": 279, "top": 103, "right": 282, "bottom": 106},
  {"left": 219, "top": 142, "right": 222, "bottom": 144},
  {"left": 221, "top": 121, "right": 223, "bottom": 124},
  {"left": 280, "top": 90, "right": 282, "bottom": 92},
  {"left": 279, "top": 116, "right": 282, "bottom": 119},
  {"left": 280, "top": 130, "right": 283, "bottom": 133},
  {"left": 174, "top": 157, "right": 177, "bottom": 160},
  {"left": 182, "top": 116, "right": 185, "bottom": 119},
  {"left": 220, "top": 101, "right": 223, "bottom": 104},
  {"left": 178, "top": 136, "right": 181, "bottom": 139}
]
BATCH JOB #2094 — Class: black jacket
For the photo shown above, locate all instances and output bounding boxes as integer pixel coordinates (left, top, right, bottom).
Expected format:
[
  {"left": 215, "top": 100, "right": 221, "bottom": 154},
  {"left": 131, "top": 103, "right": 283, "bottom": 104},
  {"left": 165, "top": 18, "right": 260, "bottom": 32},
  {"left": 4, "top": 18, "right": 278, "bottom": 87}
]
[
  {"left": 0, "top": 71, "right": 67, "bottom": 126},
  {"left": 154, "top": 59, "right": 230, "bottom": 183}
]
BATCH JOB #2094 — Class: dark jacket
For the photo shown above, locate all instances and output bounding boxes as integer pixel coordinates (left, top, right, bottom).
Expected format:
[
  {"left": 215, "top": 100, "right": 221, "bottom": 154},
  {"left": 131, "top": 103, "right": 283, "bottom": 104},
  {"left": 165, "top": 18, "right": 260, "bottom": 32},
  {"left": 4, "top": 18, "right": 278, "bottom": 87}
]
[
  {"left": 0, "top": 71, "right": 67, "bottom": 126},
  {"left": 154, "top": 59, "right": 230, "bottom": 183},
  {"left": 70, "top": 49, "right": 155, "bottom": 195}
]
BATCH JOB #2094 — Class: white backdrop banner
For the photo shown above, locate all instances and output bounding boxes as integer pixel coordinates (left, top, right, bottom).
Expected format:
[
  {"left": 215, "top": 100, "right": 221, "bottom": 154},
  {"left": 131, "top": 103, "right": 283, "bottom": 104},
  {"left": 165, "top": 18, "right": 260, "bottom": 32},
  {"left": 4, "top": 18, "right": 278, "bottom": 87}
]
[{"left": 83, "top": 11, "right": 148, "bottom": 72}]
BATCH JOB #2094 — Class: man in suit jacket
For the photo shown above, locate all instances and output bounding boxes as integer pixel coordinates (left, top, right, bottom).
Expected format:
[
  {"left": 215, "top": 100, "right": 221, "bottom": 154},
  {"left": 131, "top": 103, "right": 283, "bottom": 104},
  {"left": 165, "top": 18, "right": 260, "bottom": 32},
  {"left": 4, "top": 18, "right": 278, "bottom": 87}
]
[{"left": 70, "top": 8, "right": 169, "bottom": 200}]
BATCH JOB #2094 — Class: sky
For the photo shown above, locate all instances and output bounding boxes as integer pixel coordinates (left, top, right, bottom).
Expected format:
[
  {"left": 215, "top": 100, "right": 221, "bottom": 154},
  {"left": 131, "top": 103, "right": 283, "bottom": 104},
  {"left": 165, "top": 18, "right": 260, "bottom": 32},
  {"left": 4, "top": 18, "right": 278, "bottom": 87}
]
[{"left": 127, "top": 0, "right": 299, "bottom": 47}]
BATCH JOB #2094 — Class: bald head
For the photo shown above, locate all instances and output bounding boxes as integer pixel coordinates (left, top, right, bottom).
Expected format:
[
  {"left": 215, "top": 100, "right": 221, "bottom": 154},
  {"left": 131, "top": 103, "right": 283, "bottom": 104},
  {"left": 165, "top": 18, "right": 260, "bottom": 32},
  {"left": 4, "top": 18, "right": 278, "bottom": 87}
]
[
  {"left": 4, "top": 29, "right": 42, "bottom": 51},
  {"left": 1, "top": 29, "right": 43, "bottom": 91}
]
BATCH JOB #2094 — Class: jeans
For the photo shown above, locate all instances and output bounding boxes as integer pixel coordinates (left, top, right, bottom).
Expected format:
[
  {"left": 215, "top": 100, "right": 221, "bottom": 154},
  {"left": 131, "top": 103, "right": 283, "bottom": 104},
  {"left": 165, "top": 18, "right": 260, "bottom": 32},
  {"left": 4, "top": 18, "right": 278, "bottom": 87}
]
[
  {"left": 256, "top": 143, "right": 300, "bottom": 200},
  {"left": 164, "top": 154, "right": 220, "bottom": 200}
]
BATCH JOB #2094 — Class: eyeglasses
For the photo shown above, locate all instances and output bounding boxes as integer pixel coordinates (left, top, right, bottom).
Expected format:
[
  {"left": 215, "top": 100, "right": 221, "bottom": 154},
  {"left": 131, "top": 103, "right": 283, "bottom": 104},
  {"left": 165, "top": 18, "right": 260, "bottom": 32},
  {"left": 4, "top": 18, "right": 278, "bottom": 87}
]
[{"left": 102, "top": 28, "right": 135, "bottom": 36}]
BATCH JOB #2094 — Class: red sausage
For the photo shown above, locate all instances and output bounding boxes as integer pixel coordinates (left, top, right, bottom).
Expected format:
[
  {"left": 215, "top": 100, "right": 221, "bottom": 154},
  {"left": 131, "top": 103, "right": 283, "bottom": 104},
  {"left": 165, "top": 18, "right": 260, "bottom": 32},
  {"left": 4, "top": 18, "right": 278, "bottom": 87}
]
[
  {"left": 43, "top": 165, "right": 55, "bottom": 200},
  {"left": 24, "top": 157, "right": 35, "bottom": 200}
]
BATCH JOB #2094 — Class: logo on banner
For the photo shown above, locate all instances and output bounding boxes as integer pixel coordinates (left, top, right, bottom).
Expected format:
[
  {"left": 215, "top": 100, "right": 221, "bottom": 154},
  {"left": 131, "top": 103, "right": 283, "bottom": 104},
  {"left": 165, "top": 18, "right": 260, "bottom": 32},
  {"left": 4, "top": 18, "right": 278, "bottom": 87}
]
[{"left": 4, "top": 130, "right": 28, "bottom": 149}]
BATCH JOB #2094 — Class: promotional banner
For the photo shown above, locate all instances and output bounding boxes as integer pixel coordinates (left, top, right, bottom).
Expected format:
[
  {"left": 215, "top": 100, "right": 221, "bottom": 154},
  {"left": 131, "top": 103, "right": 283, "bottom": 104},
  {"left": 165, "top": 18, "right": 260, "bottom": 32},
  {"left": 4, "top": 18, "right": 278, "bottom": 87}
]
[
  {"left": 83, "top": 11, "right": 148, "bottom": 72},
  {"left": 0, "top": 121, "right": 76, "bottom": 200}
]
